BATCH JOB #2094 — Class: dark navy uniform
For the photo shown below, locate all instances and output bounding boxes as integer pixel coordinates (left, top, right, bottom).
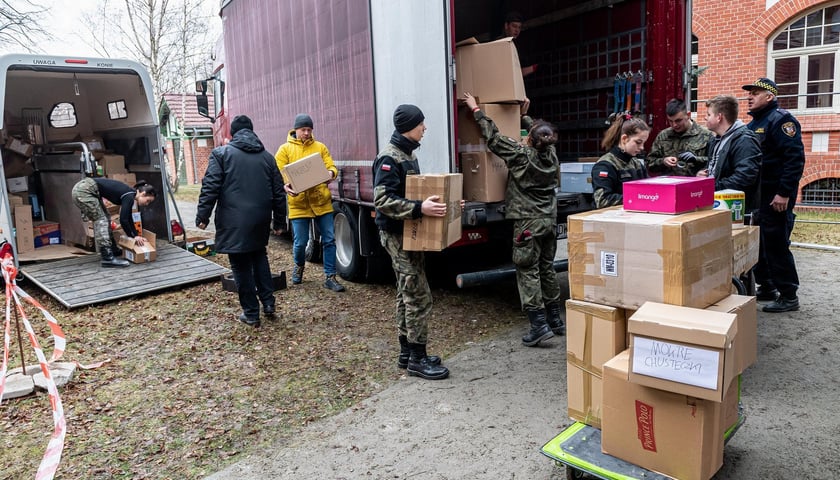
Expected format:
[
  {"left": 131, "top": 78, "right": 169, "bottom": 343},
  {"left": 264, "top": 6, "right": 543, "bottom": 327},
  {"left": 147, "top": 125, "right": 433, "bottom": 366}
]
[{"left": 746, "top": 99, "right": 805, "bottom": 299}]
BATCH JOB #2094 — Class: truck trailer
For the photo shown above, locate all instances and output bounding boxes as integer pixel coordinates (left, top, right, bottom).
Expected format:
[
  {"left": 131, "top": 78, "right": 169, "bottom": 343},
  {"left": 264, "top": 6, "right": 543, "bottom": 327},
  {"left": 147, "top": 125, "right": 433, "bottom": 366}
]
[{"left": 199, "top": 0, "right": 690, "bottom": 284}]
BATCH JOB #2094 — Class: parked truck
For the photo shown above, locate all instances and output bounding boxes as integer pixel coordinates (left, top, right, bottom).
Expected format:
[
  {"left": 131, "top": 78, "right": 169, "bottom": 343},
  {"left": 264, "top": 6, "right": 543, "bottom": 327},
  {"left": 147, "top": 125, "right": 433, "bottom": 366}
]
[
  {"left": 198, "top": 0, "right": 691, "bottom": 284},
  {"left": 0, "top": 54, "right": 227, "bottom": 308}
]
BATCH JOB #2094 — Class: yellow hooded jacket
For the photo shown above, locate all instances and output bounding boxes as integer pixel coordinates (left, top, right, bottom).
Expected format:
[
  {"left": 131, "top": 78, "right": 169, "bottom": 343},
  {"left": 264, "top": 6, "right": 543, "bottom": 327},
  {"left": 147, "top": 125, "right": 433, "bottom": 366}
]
[{"left": 274, "top": 130, "right": 338, "bottom": 219}]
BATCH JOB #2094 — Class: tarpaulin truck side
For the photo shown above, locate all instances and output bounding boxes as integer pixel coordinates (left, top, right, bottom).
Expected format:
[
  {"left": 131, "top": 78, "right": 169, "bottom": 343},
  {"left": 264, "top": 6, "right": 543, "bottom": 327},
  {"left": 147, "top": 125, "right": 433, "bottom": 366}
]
[
  {"left": 0, "top": 54, "right": 227, "bottom": 307},
  {"left": 201, "top": 0, "right": 689, "bottom": 284}
]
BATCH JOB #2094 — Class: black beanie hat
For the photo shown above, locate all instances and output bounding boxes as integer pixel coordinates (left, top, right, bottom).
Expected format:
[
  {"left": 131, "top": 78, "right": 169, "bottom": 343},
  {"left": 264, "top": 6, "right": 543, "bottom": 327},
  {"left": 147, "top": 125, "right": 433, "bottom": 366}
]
[
  {"left": 293, "top": 113, "right": 314, "bottom": 129},
  {"left": 230, "top": 115, "right": 253, "bottom": 135},
  {"left": 393, "top": 104, "right": 425, "bottom": 134}
]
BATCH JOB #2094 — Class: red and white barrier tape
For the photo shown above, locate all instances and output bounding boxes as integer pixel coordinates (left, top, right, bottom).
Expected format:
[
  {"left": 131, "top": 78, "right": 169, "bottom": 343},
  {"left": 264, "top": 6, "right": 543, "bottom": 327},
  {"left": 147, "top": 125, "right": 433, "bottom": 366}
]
[{"left": 1, "top": 256, "right": 66, "bottom": 480}]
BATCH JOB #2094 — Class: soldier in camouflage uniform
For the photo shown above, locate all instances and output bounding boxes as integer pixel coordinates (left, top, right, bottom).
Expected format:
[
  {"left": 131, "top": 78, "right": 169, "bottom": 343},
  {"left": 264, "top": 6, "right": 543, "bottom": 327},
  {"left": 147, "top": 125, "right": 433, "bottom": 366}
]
[
  {"left": 647, "top": 98, "right": 713, "bottom": 176},
  {"left": 592, "top": 114, "right": 651, "bottom": 208},
  {"left": 464, "top": 93, "right": 564, "bottom": 347},
  {"left": 373, "top": 104, "right": 449, "bottom": 380}
]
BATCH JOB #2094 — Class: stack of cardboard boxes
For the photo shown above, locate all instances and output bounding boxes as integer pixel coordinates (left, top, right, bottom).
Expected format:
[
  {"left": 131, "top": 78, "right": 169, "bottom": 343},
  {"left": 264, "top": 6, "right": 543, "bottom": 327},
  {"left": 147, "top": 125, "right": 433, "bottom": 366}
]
[
  {"left": 454, "top": 37, "right": 525, "bottom": 203},
  {"left": 564, "top": 177, "right": 759, "bottom": 480}
]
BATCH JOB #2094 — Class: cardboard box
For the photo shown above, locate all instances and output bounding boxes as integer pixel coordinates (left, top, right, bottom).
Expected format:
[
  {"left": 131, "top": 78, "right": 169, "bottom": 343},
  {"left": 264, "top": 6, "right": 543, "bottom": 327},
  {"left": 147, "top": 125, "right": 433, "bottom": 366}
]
[
  {"left": 460, "top": 151, "right": 508, "bottom": 202},
  {"left": 2, "top": 150, "right": 34, "bottom": 177},
  {"left": 566, "top": 299, "right": 627, "bottom": 428},
  {"left": 601, "top": 350, "right": 729, "bottom": 480},
  {"left": 560, "top": 162, "right": 596, "bottom": 193},
  {"left": 13, "top": 205, "right": 34, "bottom": 254},
  {"left": 32, "top": 221, "right": 60, "bottom": 237},
  {"left": 280, "top": 152, "right": 332, "bottom": 193},
  {"left": 82, "top": 135, "right": 105, "bottom": 151},
  {"left": 34, "top": 230, "right": 62, "bottom": 248},
  {"left": 402, "top": 174, "right": 463, "bottom": 251},
  {"left": 731, "top": 225, "right": 759, "bottom": 276},
  {"left": 118, "top": 230, "right": 157, "bottom": 263},
  {"left": 567, "top": 207, "right": 733, "bottom": 309},
  {"left": 100, "top": 154, "right": 127, "bottom": 175},
  {"left": 6, "top": 176, "right": 28, "bottom": 193},
  {"left": 714, "top": 189, "right": 746, "bottom": 225},
  {"left": 705, "top": 295, "right": 757, "bottom": 375},
  {"left": 5, "top": 137, "right": 33, "bottom": 157},
  {"left": 623, "top": 176, "right": 714, "bottom": 214},
  {"left": 108, "top": 172, "right": 137, "bottom": 186},
  {"left": 458, "top": 102, "right": 521, "bottom": 149},
  {"left": 627, "top": 302, "right": 738, "bottom": 402},
  {"left": 455, "top": 37, "right": 526, "bottom": 103}
]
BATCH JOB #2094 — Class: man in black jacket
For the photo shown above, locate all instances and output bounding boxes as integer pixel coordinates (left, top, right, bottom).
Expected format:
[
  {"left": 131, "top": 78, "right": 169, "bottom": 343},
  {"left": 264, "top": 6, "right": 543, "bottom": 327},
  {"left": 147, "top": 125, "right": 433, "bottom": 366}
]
[
  {"left": 197, "top": 115, "right": 286, "bottom": 327},
  {"left": 698, "top": 94, "right": 761, "bottom": 212}
]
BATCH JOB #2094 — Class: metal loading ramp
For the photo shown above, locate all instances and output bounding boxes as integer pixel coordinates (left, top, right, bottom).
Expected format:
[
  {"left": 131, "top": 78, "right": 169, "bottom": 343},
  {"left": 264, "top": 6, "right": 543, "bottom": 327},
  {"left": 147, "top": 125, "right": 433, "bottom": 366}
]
[{"left": 20, "top": 243, "right": 229, "bottom": 309}]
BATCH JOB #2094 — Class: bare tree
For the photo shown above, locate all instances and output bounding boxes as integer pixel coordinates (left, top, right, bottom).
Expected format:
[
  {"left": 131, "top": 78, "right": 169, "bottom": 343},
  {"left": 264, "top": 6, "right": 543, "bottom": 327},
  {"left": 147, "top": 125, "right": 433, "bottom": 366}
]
[{"left": 0, "top": 0, "right": 52, "bottom": 52}]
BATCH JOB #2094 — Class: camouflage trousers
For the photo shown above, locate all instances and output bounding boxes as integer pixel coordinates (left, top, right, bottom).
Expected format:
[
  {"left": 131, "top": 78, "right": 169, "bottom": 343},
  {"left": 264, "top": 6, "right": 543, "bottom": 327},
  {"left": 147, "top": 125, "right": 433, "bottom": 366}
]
[
  {"left": 380, "top": 230, "right": 432, "bottom": 344},
  {"left": 71, "top": 177, "right": 113, "bottom": 250},
  {"left": 511, "top": 217, "right": 562, "bottom": 311}
]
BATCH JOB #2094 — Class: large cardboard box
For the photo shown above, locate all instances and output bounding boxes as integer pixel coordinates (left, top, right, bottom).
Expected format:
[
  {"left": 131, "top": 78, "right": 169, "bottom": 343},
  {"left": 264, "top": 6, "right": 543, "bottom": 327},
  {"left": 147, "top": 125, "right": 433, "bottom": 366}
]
[
  {"left": 2, "top": 150, "right": 34, "bottom": 177},
  {"left": 108, "top": 172, "right": 137, "bottom": 186},
  {"left": 601, "top": 350, "right": 730, "bottom": 480},
  {"left": 455, "top": 37, "right": 526, "bottom": 103},
  {"left": 460, "top": 151, "right": 507, "bottom": 203},
  {"left": 100, "top": 154, "right": 127, "bottom": 175},
  {"left": 560, "top": 162, "right": 596, "bottom": 193},
  {"left": 458, "top": 102, "right": 521, "bottom": 148},
  {"left": 118, "top": 230, "right": 157, "bottom": 263},
  {"left": 402, "top": 174, "right": 463, "bottom": 251},
  {"left": 33, "top": 221, "right": 61, "bottom": 248},
  {"left": 627, "top": 302, "right": 738, "bottom": 402},
  {"left": 623, "top": 176, "right": 715, "bottom": 214},
  {"left": 705, "top": 295, "right": 757, "bottom": 375},
  {"left": 731, "top": 226, "right": 759, "bottom": 277},
  {"left": 566, "top": 299, "right": 627, "bottom": 428},
  {"left": 5, "top": 137, "right": 33, "bottom": 157},
  {"left": 6, "top": 176, "right": 28, "bottom": 193},
  {"left": 14, "top": 205, "right": 34, "bottom": 254},
  {"left": 567, "top": 207, "right": 733, "bottom": 309},
  {"left": 280, "top": 152, "right": 332, "bottom": 193}
]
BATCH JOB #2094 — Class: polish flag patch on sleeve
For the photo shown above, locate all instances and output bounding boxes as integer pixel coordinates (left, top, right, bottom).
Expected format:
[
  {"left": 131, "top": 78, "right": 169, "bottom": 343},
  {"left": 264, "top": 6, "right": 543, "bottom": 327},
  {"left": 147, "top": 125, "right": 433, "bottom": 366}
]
[
  {"left": 380, "top": 164, "right": 391, "bottom": 171},
  {"left": 598, "top": 171, "right": 608, "bottom": 177}
]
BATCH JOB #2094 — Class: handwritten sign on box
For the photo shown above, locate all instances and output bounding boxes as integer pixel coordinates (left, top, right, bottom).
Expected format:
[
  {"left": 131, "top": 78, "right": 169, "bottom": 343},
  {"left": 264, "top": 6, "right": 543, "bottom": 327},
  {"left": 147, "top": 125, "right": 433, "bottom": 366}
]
[{"left": 631, "top": 336, "right": 720, "bottom": 390}]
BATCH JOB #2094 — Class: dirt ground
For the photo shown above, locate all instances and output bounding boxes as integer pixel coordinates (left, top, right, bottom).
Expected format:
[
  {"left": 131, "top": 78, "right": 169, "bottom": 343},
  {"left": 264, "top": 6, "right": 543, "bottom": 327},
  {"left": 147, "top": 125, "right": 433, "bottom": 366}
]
[{"left": 205, "top": 246, "right": 840, "bottom": 480}]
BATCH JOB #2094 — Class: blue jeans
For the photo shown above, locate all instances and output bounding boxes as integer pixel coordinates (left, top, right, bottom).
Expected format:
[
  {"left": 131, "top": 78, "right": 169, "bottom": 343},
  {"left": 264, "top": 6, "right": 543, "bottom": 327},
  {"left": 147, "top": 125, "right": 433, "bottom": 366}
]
[{"left": 291, "top": 213, "right": 336, "bottom": 276}]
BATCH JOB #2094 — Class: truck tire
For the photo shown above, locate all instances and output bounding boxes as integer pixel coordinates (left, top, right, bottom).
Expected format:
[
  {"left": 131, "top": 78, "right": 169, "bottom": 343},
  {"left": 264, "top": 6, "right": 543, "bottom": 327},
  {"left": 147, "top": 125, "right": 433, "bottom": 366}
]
[
  {"left": 305, "top": 221, "right": 323, "bottom": 264},
  {"left": 334, "top": 202, "right": 366, "bottom": 281}
]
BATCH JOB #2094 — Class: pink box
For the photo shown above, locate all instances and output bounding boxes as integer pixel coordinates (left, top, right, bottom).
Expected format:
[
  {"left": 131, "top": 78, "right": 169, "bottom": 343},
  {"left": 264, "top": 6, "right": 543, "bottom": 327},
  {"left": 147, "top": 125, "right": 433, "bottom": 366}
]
[{"left": 623, "top": 176, "right": 714, "bottom": 214}]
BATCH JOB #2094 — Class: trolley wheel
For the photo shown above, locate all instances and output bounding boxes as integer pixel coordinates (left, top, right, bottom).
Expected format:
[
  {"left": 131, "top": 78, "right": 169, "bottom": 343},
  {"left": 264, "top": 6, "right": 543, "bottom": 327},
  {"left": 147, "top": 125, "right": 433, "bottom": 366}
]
[{"left": 566, "top": 465, "right": 587, "bottom": 480}]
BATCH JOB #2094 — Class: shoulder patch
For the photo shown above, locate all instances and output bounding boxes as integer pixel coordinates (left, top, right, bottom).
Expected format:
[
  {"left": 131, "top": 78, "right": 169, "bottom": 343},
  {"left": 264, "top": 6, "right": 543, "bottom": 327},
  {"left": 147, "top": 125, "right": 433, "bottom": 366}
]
[
  {"left": 781, "top": 122, "right": 797, "bottom": 138},
  {"left": 755, "top": 128, "right": 765, "bottom": 134},
  {"left": 380, "top": 164, "right": 391, "bottom": 171},
  {"left": 598, "top": 171, "right": 609, "bottom": 177}
]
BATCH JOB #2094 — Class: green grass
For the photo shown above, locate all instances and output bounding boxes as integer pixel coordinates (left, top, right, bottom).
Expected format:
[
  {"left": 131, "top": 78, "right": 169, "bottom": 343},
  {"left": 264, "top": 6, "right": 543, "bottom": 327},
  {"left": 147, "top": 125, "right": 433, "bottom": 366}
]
[
  {"left": 792, "top": 209, "right": 840, "bottom": 246},
  {"left": 172, "top": 184, "right": 201, "bottom": 203}
]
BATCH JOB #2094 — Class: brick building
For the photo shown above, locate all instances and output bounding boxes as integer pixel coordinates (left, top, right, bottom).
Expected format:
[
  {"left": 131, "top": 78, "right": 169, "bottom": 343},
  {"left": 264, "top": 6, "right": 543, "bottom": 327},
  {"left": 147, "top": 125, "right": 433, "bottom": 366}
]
[
  {"left": 694, "top": 0, "right": 840, "bottom": 207},
  {"left": 158, "top": 93, "right": 215, "bottom": 187}
]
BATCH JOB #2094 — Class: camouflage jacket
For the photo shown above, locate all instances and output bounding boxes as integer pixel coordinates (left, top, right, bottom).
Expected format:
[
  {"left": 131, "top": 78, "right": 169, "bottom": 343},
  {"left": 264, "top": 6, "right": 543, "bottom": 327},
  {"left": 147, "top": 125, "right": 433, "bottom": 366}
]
[
  {"left": 372, "top": 133, "right": 423, "bottom": 233},
  {"left": 475, "top": 111, "right": 557, "bottom": 219},
  {"left": 647, "top": 120, "right": 713, "bottom": 176},
  {"left": 591, "top": 148, "right": 648, "bottom": 208}
]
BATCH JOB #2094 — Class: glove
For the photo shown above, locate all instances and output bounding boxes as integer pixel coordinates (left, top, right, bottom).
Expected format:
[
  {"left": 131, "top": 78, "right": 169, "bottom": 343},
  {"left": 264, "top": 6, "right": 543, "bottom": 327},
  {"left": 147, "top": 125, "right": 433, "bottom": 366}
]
[{"left": 677, "top": 152, "right": 697, "bottom": 163}]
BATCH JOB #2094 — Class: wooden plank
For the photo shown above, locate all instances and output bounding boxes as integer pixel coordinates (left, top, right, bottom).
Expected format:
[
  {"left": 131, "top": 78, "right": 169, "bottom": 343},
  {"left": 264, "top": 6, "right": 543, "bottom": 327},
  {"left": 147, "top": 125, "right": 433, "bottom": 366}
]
[{"left": 21, "top": 244, "right": 229, "bottom": 309}]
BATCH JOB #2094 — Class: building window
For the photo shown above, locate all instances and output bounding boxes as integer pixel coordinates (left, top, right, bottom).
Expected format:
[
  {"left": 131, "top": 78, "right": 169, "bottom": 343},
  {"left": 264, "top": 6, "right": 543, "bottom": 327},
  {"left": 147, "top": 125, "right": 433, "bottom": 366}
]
[
  {"left": 770, "top": 5, "right": 840, "bottom": 111},
  {"left": 690, "top": 34, "right": 699, "bottom": 113},
  {"left": 197, "top": 138, "right": 208, "bottom": 147},
  {"left": 812, "top": 132, "right": 830, "bottom": 152},
  {"left": 801, "top": 177, "right": 840, "bottom": 206}
]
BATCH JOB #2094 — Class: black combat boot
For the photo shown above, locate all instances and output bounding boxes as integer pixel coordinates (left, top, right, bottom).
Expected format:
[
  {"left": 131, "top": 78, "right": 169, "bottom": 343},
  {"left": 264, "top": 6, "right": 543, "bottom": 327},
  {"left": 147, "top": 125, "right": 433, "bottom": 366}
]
[
  {"left": 100, "top": 247, "right": 130, "bottom": 268},
  {"left": 398, "top": 335, "right": 441, "bottom": 369},
  {"left": 407, "top": 343, "right": 449, "bottom": 380},
  {"left": 522, "top": 309, "right": 554, "bottom": 347},
  {"left": 545, "top": 302, "right": 566, "bottom": 336}
]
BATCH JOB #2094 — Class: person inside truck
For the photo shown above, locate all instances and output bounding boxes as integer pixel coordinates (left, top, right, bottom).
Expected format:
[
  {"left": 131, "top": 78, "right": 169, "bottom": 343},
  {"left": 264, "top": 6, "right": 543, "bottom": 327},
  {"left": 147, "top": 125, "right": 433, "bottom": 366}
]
[
  {"left": 373, "top": 104, "right": 451, "bottom": 381},
  {"left": 71, "top": 177, "right": 156, "bottom": 268},
  {"left": 646, "top": 98, "right": 713, "bottom": 176},
  {"left": 498, "top": 11, "right": 537, "bottom": 77},
  {"left": 463, "top": 92, "right": 565, "bottom": 347},
  {"left": 591, "top": 113, "right": 650, "bottom": 209},
  {"left": 274, "top": 113, "right": 345, "bottom": 293}
]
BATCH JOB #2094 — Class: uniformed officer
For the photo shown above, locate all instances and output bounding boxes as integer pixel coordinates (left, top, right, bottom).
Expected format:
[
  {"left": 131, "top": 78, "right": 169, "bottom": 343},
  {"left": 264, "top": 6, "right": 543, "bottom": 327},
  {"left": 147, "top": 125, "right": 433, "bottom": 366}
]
[
  {"left": 647, "top": 98, "right": 714, "bottom": 176},
  {"left": 591, "top": 114, "right": 651, "bottom": 209},
  {"left": 742, "top": 77, "right": 805, "bottom": 313},
  {"left": 464, "top": 92, "right": 564, "bottom": 347},
  {"left": 373, "top": 104, "right": 450, "bottom": 380}
]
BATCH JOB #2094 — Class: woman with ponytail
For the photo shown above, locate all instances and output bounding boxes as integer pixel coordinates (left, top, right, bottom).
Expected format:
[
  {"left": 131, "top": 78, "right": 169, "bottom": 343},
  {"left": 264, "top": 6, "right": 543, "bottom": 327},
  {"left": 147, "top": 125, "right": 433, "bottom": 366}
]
[
  {"left": 591, "top": 113, "right": 651, "bottom": 208},
  {"left": 71, "top": 177, "right": 157, "bottom": 267},
  {"left": 463, "top": 92, "right": 565, "bottom": 348}
]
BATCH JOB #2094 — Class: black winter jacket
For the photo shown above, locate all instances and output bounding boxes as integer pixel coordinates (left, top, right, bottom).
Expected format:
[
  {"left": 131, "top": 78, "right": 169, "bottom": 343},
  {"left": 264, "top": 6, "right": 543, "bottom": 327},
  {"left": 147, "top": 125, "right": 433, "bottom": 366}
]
[{"left": 708, "top": 121, "right": 762, "bottom": 212}]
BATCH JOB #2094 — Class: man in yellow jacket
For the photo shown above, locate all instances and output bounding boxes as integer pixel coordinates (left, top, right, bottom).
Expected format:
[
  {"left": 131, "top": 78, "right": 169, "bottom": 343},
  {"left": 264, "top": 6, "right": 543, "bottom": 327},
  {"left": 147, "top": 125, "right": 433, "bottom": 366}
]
[{"left": 275, "top": 114, "right": 345, "bottom": 292}]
